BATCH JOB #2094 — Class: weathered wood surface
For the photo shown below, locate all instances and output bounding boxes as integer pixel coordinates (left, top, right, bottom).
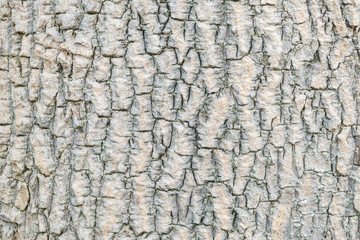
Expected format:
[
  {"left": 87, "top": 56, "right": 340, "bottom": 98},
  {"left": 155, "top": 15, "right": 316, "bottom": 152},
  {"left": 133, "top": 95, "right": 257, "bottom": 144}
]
[{"left": 1, "top": 0, "right": 360, "bottom": 239}]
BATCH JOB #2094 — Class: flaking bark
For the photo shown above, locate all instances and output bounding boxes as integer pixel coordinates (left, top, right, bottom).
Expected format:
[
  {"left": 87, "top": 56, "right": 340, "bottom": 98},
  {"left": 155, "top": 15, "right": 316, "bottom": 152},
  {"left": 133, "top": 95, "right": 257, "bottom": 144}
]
[{"left": 1, "top": 0, "right": 360, "bottom": 239}]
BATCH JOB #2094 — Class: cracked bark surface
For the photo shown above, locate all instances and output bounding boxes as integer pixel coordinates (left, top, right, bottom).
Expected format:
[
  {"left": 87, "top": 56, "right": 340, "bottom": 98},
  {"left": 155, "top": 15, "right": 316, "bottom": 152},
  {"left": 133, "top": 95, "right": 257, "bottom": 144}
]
[{"left": 1, "top": 0, "right": 360, "bottom": 239}]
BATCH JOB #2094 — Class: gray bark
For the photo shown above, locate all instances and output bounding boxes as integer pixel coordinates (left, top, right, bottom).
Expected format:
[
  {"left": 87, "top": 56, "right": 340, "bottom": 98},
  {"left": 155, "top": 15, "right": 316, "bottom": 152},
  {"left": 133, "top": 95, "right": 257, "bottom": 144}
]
[{"left": 1, "top": 0, "right": 360, "bottom": 239}]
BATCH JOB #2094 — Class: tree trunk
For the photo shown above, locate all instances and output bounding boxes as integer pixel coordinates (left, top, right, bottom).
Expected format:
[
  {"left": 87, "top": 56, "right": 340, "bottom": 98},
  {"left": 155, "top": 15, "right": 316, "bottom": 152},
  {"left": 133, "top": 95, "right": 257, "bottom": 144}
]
[{"left": 1, "top": 0, "right": 360, "bottom": 239}]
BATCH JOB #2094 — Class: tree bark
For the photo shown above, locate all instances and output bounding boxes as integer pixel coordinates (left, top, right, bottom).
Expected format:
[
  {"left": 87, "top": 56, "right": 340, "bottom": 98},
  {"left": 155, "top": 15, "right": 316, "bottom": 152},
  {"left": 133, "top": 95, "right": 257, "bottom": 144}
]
[{"left": 1, "top": 0, "right": 360, "bottom": 239}]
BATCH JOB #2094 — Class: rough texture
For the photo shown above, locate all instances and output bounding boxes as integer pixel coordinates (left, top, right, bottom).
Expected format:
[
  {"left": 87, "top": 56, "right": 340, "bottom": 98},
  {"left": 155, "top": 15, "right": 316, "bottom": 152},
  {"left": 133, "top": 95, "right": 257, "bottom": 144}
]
[{"left": 1, "top": 0, "right": 360, "bottom": 239}]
